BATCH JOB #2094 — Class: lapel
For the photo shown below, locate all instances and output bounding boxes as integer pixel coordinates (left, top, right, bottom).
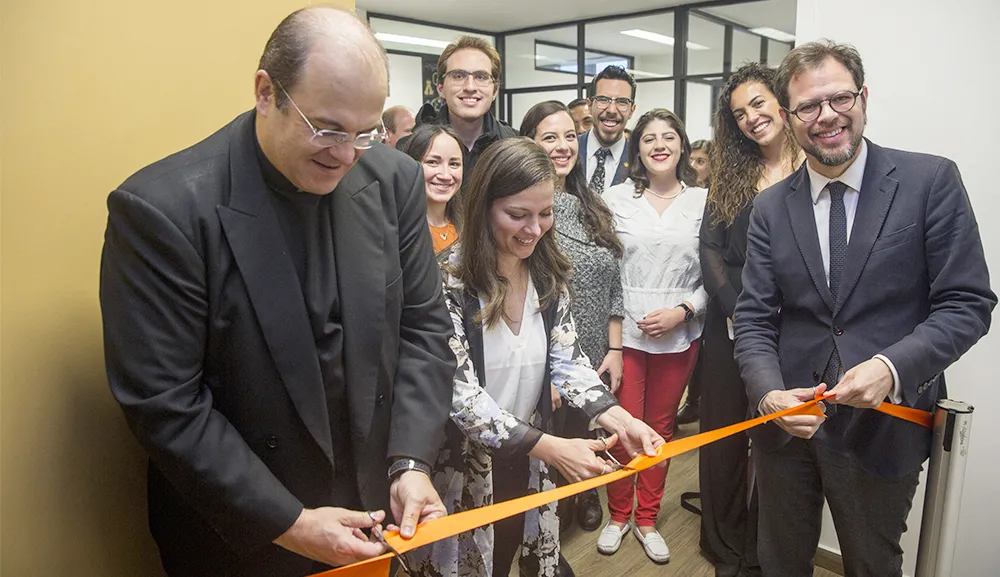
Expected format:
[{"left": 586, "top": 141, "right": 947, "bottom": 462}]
[
  {"left": 579, "top": 131, "right": 590, "bottom": 175},
  {"left": 462, "top": 292, "right": 485, "bottom": 385},
  {"left": 834, "top": 141, "right": 897, "bottom": 316},
  {"left": 785, "top": 164, "right": 835, "bottom": 311},
  {"left": 216, "top": 112, "right": 333, "bottom": 463},
  {"left": 612, "top": 138, "right": 630, "bottom": 186},
  {"left": 331, "top": 164, "right": 385, "bottom": 447}
]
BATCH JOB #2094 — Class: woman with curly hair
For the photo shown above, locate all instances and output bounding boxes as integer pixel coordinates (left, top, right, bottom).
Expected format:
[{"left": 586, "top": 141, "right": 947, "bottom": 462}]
[{"left": 698, "top": 62, "right": 803, "bottom": 577}]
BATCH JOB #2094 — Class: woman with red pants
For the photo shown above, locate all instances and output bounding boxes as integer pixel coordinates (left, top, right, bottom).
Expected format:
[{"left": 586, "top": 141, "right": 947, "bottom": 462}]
[{"left": 598, "top": 108, "right": 707, "bottom": 564}]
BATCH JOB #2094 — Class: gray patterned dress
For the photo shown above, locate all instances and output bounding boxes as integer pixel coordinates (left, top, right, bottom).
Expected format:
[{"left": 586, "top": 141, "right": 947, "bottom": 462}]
[
  {"left": 408, "top": 257, "right": 618, "bottom": 577},
  {"left": 552, "top": 191, "right": 624, "bottom": 367}
]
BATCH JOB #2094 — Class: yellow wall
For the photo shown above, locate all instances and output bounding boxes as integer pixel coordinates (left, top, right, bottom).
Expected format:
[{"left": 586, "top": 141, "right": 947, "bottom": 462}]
[{"left": 0, "top": 1, "right": 354, "bottom": 574}]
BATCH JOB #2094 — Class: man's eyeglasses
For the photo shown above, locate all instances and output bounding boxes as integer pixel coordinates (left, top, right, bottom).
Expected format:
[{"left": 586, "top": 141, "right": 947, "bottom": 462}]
[
  {"left": 591, "top": 95, "right": 634, "bottom": 111},
  {"left": 786, "top": 90, "right": 862, "bottom": 122},
  {"left": 442, "top": 69, "right": 496, "bottom": 87},
  {"left": 272, "top": 78, "right": 385, "bottom": 149}
]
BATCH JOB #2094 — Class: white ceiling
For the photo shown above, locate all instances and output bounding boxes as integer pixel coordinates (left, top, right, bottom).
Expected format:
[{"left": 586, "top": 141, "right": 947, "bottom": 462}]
[
  {"left": 365, "top": 1, "right": 796, "bottom": 78},
  {"left": 359, "top": 0, "right": 694, "bottom": 32},
  {"left": 358, "top": 0, "right": 796, "bottom": 35}
]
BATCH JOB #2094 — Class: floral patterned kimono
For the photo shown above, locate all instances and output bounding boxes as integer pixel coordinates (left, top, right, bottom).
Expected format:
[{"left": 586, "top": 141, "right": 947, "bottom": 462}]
[{"left": 409, "top": 266, "right": 618, "bottom": 577}]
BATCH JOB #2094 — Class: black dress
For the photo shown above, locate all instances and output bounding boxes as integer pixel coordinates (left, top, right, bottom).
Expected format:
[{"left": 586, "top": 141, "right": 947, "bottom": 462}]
[{"left": 697, "top": 202, "right": 761, "bottom": 577}]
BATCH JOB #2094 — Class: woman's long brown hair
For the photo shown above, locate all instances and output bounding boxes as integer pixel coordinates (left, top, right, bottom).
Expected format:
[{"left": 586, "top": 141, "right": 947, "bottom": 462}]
[
  {"left": 455, "top": 137, "right": 572, "bottom": 329},
  {"left": 707, "top": 62, "right": 801, "bottom": 226},
  {"left": 519, "top": 100, "right": 623, "bottom": 258}
]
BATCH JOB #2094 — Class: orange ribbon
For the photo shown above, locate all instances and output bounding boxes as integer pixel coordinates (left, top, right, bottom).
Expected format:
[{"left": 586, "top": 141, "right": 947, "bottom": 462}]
[{"left": 314, "top": 396, "right": 931, "bottom": 577}]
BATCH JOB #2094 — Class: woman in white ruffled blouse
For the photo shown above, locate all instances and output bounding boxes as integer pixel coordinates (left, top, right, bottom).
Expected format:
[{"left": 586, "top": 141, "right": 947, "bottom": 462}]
[{"left": 598, "top": 108, "right": 708, "bottom": 564}]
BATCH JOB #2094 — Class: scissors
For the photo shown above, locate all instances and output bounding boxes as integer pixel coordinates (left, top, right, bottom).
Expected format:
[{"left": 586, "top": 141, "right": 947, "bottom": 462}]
[
  {"left": 597, "top": 433, "right": 639, "bottom": 489},
  {"left": 368, "top": 511, "right": 411, "bottom": 575}
]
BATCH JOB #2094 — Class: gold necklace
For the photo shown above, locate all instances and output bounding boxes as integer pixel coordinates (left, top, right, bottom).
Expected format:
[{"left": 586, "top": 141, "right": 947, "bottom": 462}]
[{"left": 645, "top": 186, "right": 682, "bottom": 200}]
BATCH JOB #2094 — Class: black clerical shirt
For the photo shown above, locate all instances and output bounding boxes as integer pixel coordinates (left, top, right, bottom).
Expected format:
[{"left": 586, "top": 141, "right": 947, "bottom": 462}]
[{"left": 253, "top": 134, "right": 359, "bottom": 509}]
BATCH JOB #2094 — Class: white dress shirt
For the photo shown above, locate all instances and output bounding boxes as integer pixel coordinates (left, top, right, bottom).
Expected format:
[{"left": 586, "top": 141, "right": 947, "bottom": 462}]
[
  {"left": 805, "top": 140, "right": 902, "bottom": 403},
  {"left": 603, "top": 180, "right": 708, "bottom": 354},
  {"left": 482, "top": 276, "right": 547, "bottom": 422},
  {"left": 585, "top": 129, "right": 627, "bottom": 192}
]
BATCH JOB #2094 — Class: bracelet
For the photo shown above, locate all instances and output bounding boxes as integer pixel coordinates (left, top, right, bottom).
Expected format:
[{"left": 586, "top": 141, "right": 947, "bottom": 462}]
[
  {"left": 608, "top": 347, "right": 623, "bottom": 351},
  {"left": 388, "top": 458, "right": 432, "bottom": 481}
]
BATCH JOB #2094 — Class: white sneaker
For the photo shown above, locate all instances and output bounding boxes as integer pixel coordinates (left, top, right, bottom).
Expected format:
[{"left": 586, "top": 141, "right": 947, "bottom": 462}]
[
  {"left": 633, "top": 525, "right": 670, "bottom": 564},
  {"left": 596, "top": 520, "right": 630, "bottom": 555}
]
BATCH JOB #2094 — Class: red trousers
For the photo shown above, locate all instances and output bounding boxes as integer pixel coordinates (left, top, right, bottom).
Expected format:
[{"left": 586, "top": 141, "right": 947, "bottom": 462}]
[{"left": 606, "top": 342, "right": 700, "bottom": 526}]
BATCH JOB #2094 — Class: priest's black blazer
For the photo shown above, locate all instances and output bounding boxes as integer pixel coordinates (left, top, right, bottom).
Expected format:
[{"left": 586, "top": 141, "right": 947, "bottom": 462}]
[{"left": 100, "top": 111, "right": 455, "bottom": 576}]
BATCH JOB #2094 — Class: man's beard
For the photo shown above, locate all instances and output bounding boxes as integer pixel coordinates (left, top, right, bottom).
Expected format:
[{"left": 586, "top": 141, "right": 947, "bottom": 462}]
[
  {"left": 803, "top": 112, "right": 866, "bottom": 167},
  {"left": 595, "top": 114, "right": 624, "bottom": 145}
]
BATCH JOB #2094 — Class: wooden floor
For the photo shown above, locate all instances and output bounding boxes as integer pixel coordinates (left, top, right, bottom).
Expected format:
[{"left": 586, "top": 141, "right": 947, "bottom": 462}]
[{"left": 541, "top": 421, "right": 841, "bottom": 577}]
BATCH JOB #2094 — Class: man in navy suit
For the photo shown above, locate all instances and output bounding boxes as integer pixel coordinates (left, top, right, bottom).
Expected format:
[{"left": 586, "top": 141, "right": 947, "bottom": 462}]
[
  {"left": 734, "top": 40, "right": 994, "bottom": 577},
  {"left": 578, "top": 66, "right": 635, "bottom": 194}
]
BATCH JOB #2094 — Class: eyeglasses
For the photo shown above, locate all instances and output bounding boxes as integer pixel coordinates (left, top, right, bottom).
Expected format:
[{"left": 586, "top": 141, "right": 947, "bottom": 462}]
[
  {"left": 786, "top": 90, "right": 862, "bottom": 122},
  {"left": 272, "top": 79, "right": 386, "bottom": 149},
  {"left": 591, "top": 95, "right": 634, "bottom": 111},
  {"left": 442, "top": 69, "right": 495, "bottom": 87}
]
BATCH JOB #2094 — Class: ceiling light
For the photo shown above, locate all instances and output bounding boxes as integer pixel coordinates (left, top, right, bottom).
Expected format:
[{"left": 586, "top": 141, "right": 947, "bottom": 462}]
[
  {"left": 374, "top": 32, "right": 450, "bottom": 49},
  {"left": 749, "top": 27, "right": 796, "bottom": 43},
  {"left": 620, "top": 29, "right": 710, "bottom": 50}
]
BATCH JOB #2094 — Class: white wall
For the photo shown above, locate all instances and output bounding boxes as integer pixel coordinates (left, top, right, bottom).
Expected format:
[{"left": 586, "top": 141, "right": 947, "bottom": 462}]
[
  {"left": 796, "top": 1, "right": 1000, "bottom": 576},
  {"left": 385, "top": 52, "right": 425, "bottom": 117}
]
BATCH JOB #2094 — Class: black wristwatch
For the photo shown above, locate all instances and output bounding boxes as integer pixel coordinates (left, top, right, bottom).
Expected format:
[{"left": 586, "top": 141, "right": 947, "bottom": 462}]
[
  {"left": 678, "top": 303, "right": 695, "bottom": 323},
  {"left": 388, "top": 458, "right": 432, "bottom": 481}
]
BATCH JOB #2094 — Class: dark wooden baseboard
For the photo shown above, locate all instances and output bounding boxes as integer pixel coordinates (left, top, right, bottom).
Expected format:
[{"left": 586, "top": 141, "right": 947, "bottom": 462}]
[{"left": 815, "top": 546, "right": 845, "bottom": 575}]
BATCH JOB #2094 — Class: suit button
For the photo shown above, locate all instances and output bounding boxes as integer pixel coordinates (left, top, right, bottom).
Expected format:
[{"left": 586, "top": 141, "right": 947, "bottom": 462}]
[
  {"left": 376, "top": 393, "right": 386, "bottom": 406},
  {"left": 266, "top": 436, "right": 279, "bottom": 449},
  {"left": 833, "top": 325, "right": 844, "bottom": 336},
  {"left": 813, "top": 371, "right": 821, "bottom": 382}
]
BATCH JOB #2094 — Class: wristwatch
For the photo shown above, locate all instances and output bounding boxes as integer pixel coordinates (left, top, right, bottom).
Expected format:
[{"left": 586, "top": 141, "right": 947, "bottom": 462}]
[
  {"left": 678, "top": 303, "right": 695, "bottom": 323},
  {"left": 388, "top": 458, "right": 432, "bottom": 481}
]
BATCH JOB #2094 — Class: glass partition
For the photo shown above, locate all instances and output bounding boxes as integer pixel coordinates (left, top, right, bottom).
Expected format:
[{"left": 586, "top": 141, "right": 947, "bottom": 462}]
[
  {"left": 687, "top": 13, "right": 725, "bottom": 76},
  {"left": 732, "top": 29, "right": 763, "bottom": 68},
  {"left": 767, "top": 40, "right": 792, "bottom": 67},
  {"left": 505, "top": 26, "right": 579, "bottom": 90},
  {"left": 586, "top": 12, "right": 675, "bottom": 82}
]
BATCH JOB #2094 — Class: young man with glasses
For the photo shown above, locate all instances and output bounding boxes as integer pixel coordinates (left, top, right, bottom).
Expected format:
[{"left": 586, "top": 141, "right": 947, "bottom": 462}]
[
  {"left": 397, "top": 35, "right": 516, "bottom": 181},
  {"left": 100, "top": 8, "right": 455, "bottom": 577},
  {"left": 734, "top": 40, "right": 994, "bottom": 577},
  {"left": 578, "top": 66, "right": 637, "bottom": 195}
]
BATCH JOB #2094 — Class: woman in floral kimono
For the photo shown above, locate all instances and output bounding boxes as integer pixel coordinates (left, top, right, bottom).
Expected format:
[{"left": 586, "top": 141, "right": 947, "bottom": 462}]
[{"left": 408, "top": 137, "right": 664, "bottom": 577}]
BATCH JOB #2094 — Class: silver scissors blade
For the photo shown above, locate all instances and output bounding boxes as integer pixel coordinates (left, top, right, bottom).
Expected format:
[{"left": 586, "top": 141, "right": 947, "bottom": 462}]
[
  {"left": 369, "top": 512, "right": 411, "bottom": 574},
  {"left": 598, "top": 434, "right": 638, "bottom": 489}
]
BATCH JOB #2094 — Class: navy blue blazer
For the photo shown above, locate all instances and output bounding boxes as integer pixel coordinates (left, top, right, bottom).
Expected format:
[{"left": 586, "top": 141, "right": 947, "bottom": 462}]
[
  {"left": 578, "top": 130, "right": 629, "bottom": 188},
  {"left": 733, "top": 139, "right": 995, "bottom": 478}
]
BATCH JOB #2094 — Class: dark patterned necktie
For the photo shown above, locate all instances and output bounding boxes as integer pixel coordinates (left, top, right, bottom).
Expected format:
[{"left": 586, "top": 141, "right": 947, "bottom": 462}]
[
  {"left": 823, "top": 180, "right": 848, "bottom": 389},
  {"left": 590, "top": 148, "right": 611, "bottom": 194}
]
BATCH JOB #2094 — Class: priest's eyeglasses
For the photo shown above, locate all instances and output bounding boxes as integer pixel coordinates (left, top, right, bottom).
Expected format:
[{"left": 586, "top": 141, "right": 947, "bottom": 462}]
[{"left": 272, "top": 78, "right": 386, "bottom": 149}]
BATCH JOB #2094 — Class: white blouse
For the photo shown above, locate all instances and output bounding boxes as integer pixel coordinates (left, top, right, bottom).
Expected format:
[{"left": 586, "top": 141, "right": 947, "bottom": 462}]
[
  {"left": 481, "top": 277, "right": 548, "bottom": 422},
  {"left": 603, "top": 179, "right": 708, "bottom": 354}
]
